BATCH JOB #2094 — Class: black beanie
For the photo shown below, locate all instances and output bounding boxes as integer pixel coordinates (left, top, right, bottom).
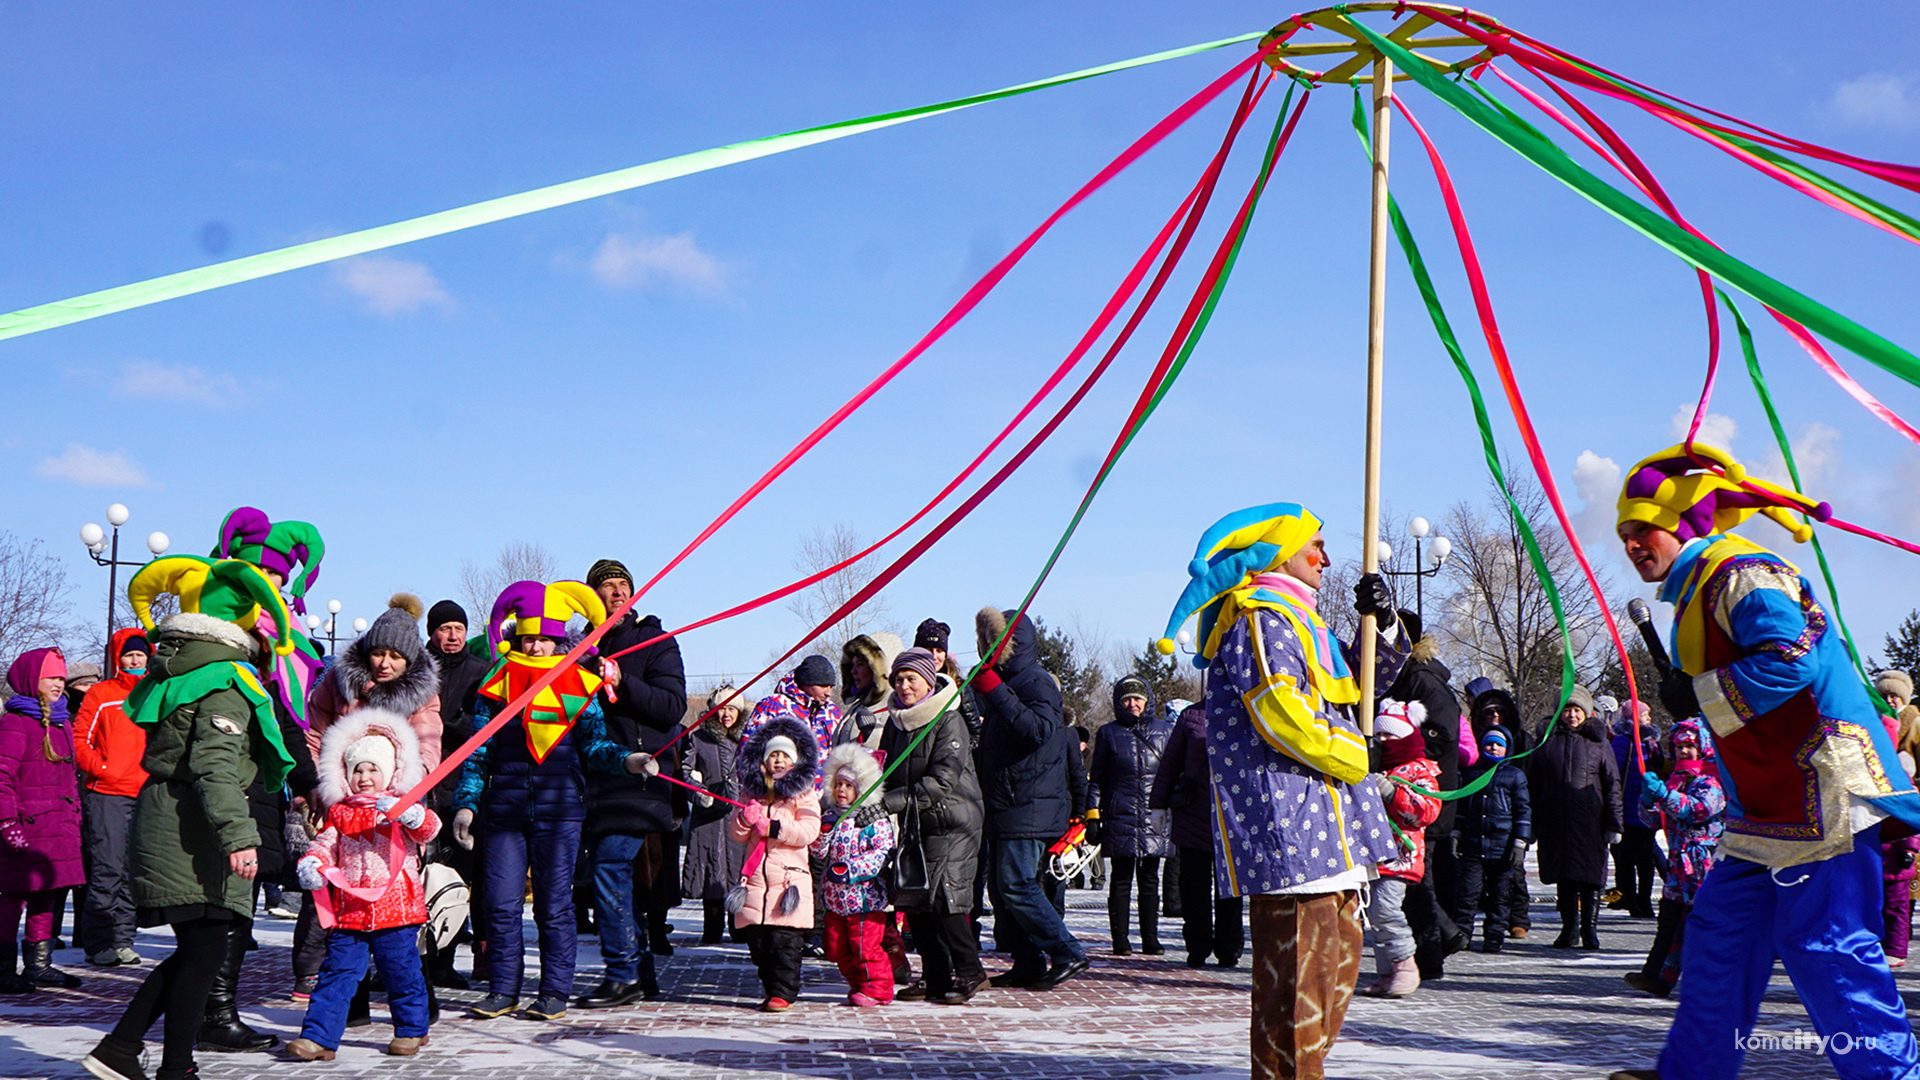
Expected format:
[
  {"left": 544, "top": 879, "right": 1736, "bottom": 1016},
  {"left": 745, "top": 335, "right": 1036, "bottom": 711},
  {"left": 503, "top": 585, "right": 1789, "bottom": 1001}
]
[
  {"left": 427, "top": 599, "right": 468, "bottom": 632},
  {"left": 119, "top": 634, "right": 151, "bottom": 658},
  {"left": 794, "top": 654, "right": 835, "bottom": 688},
  {"left": 913, "top": 618, "right": 951, "bottom": 651}
]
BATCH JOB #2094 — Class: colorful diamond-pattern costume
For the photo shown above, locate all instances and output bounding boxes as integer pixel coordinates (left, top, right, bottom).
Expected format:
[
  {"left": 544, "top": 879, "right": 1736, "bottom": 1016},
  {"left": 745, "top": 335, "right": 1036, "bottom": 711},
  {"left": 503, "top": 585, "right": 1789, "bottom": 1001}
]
[{"left": 476, "top": 653, "right": 606, "bottom": 764}]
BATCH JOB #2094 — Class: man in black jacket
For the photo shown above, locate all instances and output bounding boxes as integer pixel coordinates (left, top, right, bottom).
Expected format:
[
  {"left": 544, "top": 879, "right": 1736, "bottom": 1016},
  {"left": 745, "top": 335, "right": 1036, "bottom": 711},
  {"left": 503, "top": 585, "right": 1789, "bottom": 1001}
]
[
  {"left": 424, "top": 599, "right": 490, "bottom": 989},
  {"left": 577, "top": 559, "right": 688, "bottom": 1008},
  {"left": 975, "top": 606, "right": 1089, "bottom": 991}
]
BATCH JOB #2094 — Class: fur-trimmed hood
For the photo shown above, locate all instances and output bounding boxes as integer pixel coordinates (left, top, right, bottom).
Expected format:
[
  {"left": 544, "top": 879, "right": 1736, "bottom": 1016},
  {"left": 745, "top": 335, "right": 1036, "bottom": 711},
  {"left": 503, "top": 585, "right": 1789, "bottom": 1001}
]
[
  {"left": 821, "top": 741, "right": 883, "bottom": 799},
  {"left": 155, "top": 611, "right": 258, "bottom": 656},
  {"left": 1111, "top": 674, "right": 1155, "bottom": 728},
  {"left": 840, "top": 632, "right": 903, "bottom": 711},
  {"left": 976, "top": 606, "right": 1039, "bottom": 676},
  {"left": 317, "top": 706, "right": 426, "bottom": 808},
  {"left": 332, "top": 639, "right": 440, "bottom": 718},
  {"left": 735, "top": 712, "right": 820, "bottom": 801}
]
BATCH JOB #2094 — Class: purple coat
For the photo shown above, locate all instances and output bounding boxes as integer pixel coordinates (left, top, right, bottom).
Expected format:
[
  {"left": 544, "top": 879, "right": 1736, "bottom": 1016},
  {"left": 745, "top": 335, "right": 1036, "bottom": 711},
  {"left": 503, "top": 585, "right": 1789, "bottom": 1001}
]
[
  {"left": 0, "top": 701, "right": 86, "bottom": 893},
  {"left": 1148, "top": 703, "right": 1212, "bottom": 851}
]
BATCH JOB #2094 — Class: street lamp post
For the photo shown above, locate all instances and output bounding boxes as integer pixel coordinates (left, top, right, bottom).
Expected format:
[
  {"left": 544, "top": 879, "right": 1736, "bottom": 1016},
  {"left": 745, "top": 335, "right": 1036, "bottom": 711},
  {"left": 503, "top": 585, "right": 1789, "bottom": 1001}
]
[
  {"left": 1378, "top": 515, "right": 1452, "bottom": 624},
  {"left": 79, "top": 503, "right": 170, "bottom": 663},
  {"left": 308, "top": 600, "right": 365, "bottom": 656}
]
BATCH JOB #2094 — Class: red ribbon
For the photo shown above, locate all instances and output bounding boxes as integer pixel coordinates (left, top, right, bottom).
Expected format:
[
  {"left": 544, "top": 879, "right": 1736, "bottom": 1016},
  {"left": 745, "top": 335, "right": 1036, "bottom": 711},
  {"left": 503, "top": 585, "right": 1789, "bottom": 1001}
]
[{"left": 384, "top": 43, "right": 1281, "bottom": 818}]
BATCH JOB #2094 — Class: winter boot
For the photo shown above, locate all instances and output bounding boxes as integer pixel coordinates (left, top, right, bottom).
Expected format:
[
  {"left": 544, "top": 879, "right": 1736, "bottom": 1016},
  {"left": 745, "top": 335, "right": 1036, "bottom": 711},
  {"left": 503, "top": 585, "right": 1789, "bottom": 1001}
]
[
  {"left": 1578, "top": 887, "right": 1602, "bottom": 951},
  {"left": 0, "top": 942, "right": 35, "bottom": 994},
  {"left": 1361, "top": 956, "right": 1396, "bottom": 997},
  {"left": 1550, "top": 888, "right": 1578, "bottom": 949},
  {"left": 24, "top": 939, "right": 81, "bottom": 988},
  {"left": 199, "top": 922, "right": 277, "bottom": 1052},
  {"left": 1108, "top": 901, "right": 1132, "bottom": 956},
  {"left": 1380, "top": 956, "right": 1421, "bottom": 998},
  {"left": 1140, "top": 905, "right": 1164, "bottom": 956}
]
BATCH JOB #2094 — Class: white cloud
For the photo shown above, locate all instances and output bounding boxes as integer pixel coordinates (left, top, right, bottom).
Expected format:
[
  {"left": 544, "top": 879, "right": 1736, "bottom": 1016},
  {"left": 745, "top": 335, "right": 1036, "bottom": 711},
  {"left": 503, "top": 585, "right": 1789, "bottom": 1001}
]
[
  {"left": 1831, "top": 73, "right": 1920, "bottom": 131},
  {"left": 333, "top": 255, "right": 453, "bottom": 316},
  {"left": 112, "top": 359, "right": 247, "bottom": 407},
  {"left": 37, "top": 443, "right": 151, "bottom": 488},
  {"left": 1668, "top": 404, "right": 1738, "bottom": 452},
  {"left": 1571, "top": 449, "right": 1622, "bottom": 553},
  {"left": 588, "top": 232, "right": 727, "bottom": 294}
]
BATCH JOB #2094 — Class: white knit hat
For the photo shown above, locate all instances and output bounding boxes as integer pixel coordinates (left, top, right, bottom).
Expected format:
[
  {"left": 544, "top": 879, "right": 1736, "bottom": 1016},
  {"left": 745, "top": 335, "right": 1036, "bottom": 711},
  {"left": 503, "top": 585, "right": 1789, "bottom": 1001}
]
[
  {"left": 763, "top": 735, "right": 799, "bottom": 764},
  {"left": 343, "top": 733, "right": 396, "bottom": 789}
]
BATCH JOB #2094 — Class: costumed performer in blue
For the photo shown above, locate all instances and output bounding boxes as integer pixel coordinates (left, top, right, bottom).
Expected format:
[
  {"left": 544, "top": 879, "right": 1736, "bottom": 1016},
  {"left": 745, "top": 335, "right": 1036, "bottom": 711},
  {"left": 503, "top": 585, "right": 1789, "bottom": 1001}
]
[
  {"left": 1607, "top": 444, "right": 1920, "bottom": 1080},
  {"left": 1156, "top": 502, "right": 1407, "bottom": 1080}
]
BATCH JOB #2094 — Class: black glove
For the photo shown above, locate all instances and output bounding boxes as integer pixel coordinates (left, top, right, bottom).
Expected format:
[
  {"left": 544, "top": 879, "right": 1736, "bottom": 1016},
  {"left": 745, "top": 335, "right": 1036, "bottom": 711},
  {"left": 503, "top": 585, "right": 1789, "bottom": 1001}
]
[
  {"left": 1658, "top": 670, "right": 1701, "bottom": 720},
  {"left": 1367, "top": 736, "right": 1385, "bottom": 775},
  {"left": 1353, "top": 573, "right": 1393, "bottom": 620},
  {"left": 1082, "top": 819, "right": 1102, "bottom": 848}
]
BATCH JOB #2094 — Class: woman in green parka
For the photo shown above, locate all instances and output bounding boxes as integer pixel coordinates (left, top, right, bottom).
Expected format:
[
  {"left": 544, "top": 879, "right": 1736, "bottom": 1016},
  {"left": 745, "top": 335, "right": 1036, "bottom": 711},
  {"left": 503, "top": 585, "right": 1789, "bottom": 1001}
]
[{"left": 84, "top": 559, "right": 299, "bottom": 1080}]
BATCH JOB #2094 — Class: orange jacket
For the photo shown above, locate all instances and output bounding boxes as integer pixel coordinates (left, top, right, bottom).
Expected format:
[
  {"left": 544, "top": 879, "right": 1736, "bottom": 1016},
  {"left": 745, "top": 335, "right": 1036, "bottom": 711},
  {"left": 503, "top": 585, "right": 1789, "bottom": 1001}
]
[{"left": 73, "top": 629, "right": 150, "bottom": 798}]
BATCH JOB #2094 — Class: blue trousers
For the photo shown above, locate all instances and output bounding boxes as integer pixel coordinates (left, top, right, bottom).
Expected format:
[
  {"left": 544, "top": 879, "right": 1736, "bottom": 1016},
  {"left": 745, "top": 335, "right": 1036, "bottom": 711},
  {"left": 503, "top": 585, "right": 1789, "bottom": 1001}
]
[
  {"left": 589, "top": 832, "right": 661, "bottom": 989},
  {"left": 300, "top": 925, "right": 430, "bottom": 1050},
  {"left": 1658, "top": 827, "right": 1920, "bottom": 1080},
  {"left": 481, "top": 817, "right": 582, "bottom": 1001},
  {"left": 988, "top": 837, "right": 1085, "bottom": 970}
]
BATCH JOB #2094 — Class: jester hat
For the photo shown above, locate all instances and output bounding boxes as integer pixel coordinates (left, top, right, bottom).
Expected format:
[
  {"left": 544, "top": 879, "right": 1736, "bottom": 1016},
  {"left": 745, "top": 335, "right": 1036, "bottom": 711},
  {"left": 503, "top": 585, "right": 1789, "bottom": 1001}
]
[
  {"left": 488, "top": 579, "right": 607, "bottom": 654},
  {"left": 1616, "top": 444, "right": 1829, "bottom": 544},
  {"left": 212, "top": 507, "right": 325, "bottom": 615},
  {"left": 126, "top": 555, "right": 296, "bottom": 656},
  {"left": 1157, "top": 502, "right": 1321, "bottom": 669}
]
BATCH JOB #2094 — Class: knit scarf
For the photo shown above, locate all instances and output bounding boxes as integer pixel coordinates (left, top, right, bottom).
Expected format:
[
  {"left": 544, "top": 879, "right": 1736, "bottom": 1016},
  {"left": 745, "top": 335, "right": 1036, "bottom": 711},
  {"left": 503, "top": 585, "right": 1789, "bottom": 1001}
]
[{"left": 3, "top": 695, "right": 67, "bottom": 723}]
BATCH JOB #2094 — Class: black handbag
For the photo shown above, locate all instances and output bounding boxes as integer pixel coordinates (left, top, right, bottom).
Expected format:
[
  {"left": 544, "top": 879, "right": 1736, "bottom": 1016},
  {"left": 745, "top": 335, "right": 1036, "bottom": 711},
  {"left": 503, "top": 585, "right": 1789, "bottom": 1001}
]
[{"left": 891, "top": 801, "right": 930, "bottom": 895}]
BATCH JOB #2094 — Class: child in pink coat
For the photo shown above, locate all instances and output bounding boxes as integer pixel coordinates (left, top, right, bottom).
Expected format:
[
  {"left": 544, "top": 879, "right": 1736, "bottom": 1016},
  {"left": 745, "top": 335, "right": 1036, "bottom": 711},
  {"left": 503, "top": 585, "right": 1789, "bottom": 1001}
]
[
  {"left": 729, "top": 714, "right": 822, "bottom": 1011},
  {"left": 286, "top": 709, "right": 441, "bottom": 1059},
  {"left": 1363, "top": 699, "right": 1442, "bottom": 999}
]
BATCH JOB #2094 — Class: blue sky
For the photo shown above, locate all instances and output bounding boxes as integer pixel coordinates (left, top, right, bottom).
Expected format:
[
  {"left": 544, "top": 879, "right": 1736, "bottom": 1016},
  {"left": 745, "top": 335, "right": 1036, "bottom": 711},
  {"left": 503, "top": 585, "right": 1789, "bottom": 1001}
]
[{"left": 5, "top": 1, "right": 1919, "bottom": 689}]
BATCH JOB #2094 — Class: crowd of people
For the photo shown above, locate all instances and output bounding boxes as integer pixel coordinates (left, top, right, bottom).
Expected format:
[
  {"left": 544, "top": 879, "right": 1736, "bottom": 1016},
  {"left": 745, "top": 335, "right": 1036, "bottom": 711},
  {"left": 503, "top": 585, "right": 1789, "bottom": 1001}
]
[{"left": 1, "top": 457, "right": 1917, "bottom": 1080}]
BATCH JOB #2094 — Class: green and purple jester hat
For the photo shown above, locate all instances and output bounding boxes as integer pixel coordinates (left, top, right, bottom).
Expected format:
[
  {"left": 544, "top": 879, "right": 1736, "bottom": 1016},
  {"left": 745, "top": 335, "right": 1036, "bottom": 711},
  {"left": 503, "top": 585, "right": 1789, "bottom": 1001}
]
[{"left": 211, "top": 506, "right": 326, "bottom": 729}]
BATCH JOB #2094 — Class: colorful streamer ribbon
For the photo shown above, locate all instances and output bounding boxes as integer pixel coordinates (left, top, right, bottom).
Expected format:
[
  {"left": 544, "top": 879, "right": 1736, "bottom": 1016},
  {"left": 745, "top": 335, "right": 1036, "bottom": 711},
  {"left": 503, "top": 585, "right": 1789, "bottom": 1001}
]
[{"left": 0, "top": 32, "right": 1264, "bottom": 343}]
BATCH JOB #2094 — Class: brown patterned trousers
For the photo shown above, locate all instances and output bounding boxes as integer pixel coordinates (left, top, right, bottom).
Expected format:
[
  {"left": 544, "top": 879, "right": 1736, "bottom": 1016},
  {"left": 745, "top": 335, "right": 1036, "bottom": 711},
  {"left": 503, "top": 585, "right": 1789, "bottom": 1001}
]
[{"left": 1249, "top": 890, "right": 1362, "bottom": 1080}]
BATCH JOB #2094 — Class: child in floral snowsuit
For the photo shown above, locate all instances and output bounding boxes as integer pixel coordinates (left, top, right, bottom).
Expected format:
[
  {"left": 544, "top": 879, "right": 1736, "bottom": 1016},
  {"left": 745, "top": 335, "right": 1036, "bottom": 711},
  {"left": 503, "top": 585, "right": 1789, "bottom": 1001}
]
[
  {"left": 1626, "top": 718, "right": 1725, "bottom": 997},
  {"left": 1363, "top": 699, "right": 1441, "bottom": 999},
  {"left": 812, "top": 743, "right": 897, "bottom": 1006}
]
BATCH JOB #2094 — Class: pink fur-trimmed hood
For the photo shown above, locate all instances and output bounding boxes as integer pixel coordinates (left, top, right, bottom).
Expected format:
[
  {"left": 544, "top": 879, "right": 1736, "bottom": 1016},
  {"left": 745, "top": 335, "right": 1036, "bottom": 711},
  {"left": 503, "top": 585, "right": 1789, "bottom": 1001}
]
[{"left": 316, "top": 706, "right": 425, "bottom": 808}]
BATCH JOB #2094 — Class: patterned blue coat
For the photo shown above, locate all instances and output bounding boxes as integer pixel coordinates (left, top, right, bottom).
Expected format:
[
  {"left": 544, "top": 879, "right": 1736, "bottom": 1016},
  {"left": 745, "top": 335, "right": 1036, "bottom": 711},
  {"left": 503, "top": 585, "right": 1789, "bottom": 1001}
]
[{"left": 1205, "top": 609, "right": 1403, "bottom": 897}]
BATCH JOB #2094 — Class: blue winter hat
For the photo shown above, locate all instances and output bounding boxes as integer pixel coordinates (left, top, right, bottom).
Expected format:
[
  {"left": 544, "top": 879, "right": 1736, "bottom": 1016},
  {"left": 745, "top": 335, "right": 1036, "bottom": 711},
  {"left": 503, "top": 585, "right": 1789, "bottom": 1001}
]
[
  {"left": 1157, "top": 503, "right": 1321, "bottom": 669},
  {"left": 1481, "top": 728, "right": 1512, "bottom": 754},
  {"left": 794, "top": 654, "right": 835, "bottom": 688}
]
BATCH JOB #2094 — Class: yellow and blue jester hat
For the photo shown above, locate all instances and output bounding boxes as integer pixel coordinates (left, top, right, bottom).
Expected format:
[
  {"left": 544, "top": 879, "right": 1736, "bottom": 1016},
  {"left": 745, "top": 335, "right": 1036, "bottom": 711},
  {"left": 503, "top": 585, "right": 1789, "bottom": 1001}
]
[
  {"left": 1157, "top": 503, "right": 1321, "bottom": 668},
  {"left": 488, "top": 579, "right": 608, "bottom": 655},
  {"left": 125, "top": 555, "right": 296, "bottom": 656}
]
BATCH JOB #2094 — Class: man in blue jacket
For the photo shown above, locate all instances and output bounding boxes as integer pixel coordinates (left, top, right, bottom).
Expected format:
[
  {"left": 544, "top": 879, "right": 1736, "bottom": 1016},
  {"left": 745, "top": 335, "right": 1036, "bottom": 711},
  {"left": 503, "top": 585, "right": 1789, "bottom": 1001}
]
[{"left": 974, "top": 606, "right": 1089, "bottom": 991}]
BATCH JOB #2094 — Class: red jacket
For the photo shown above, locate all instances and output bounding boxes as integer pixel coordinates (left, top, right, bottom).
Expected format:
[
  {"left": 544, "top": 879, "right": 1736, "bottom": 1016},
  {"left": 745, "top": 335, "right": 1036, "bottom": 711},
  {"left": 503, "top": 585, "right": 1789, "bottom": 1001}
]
[{"left": 73, "top": 629, "right": 149, "bottom": 798}]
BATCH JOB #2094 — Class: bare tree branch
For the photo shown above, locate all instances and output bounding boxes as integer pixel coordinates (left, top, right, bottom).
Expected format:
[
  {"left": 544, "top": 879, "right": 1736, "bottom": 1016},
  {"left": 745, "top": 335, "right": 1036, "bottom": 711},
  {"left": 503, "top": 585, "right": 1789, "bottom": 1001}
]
[
  {"left": 0, "top": 533, "right": 80, "bottom": 690},
  {"left": 459, "top": 540, "right": 559, "bottom": 628},
  {"left": 784, "top": 523, "right": 892, "bottom": 660}
]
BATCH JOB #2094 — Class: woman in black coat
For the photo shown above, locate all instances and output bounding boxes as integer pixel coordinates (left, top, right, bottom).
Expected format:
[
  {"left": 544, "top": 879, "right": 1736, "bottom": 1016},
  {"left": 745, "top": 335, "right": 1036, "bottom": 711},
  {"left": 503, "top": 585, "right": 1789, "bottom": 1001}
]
[
  {"left": 681, "top": 689, "right": 747, "bottom": 945},
  {"left": 1525, "top": 687, "right": 1622, "bottom": 951},
  {"left": 1149, "top": 702, "right": 1242, "bottom": 968},
  {"left": 1089, "top": 675, "right": 1173, "bottom": 955},
  {"left": 878, "top": 653, "right": 986, "bottom": 1005}
]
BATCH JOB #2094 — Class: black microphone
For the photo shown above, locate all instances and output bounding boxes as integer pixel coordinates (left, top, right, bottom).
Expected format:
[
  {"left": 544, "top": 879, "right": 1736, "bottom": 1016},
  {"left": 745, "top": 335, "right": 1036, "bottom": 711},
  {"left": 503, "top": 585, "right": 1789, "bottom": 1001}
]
[{"left": 1627, "top": 597, "right": 1675, "bottom": 679}]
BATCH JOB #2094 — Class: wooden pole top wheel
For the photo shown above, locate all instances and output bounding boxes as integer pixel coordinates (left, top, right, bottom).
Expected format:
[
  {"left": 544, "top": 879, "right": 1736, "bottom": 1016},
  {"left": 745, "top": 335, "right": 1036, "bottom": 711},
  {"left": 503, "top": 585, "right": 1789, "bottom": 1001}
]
[{"left": 1261, "top": 4, "right": 1505, "bottom": 86}]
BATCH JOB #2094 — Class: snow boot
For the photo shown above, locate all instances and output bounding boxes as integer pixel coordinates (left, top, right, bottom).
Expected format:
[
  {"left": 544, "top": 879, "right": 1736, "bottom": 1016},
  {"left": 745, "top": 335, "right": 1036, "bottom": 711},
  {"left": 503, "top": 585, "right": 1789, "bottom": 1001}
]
[
  {"left": 1380, "top": 956, "right": 1421, "bottom": 998},
  {"left": 24, "top": 939, "right": 81, "bottom": 988}
]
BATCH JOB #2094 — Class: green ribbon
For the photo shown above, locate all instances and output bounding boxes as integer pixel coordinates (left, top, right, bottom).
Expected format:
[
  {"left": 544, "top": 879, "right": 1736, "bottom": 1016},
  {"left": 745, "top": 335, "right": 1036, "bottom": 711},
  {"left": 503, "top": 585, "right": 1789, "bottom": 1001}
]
[
  {"left": 1719, "top": 290, "right": 1885, "bottom": 710},
  {"left": 125, "top": 661, "right": 295, "bottom": 788},
  {"left": 1349, "top": 89, "right": 1572, "bottom": 801},
  {"left": 1340, "top": 12, "right": 1920, "bottom": 392},
  {"left": 0, "top": 33, "right": 1262, "bottom": 344}
]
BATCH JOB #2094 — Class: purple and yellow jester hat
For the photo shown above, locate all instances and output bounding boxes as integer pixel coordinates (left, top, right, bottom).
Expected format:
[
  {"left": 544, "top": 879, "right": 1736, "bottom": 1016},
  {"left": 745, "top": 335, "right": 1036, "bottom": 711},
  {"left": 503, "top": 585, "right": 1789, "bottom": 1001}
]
[
  {"left": 1156, "top": 502, "right": 1321, "bottom": 668},
  {"left": 212, "top": 507, "right": 325, "bottom": 616},
  {"left": 1616, "top": 444, "right": 1829, "bottom": 544},
  {"left": 126, "top": 555, "right": 296, "bottom": 656},
  {"left": 488, "top": 580, "right": 608, "bottom": 655}
]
